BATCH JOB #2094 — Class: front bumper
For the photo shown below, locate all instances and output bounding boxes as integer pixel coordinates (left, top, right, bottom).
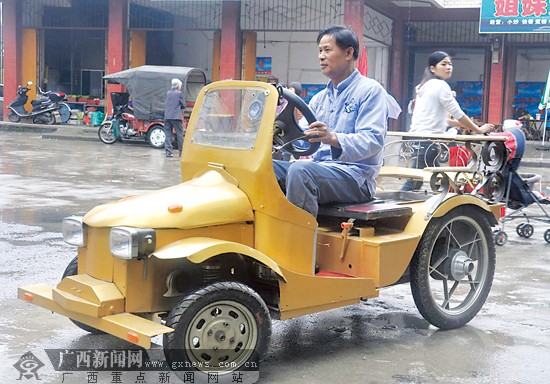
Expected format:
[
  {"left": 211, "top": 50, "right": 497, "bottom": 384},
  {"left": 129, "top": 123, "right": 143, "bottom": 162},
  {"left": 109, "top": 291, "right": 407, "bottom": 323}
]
[{"left": 18, "top": 275, "right": 173, "bottom": 349}]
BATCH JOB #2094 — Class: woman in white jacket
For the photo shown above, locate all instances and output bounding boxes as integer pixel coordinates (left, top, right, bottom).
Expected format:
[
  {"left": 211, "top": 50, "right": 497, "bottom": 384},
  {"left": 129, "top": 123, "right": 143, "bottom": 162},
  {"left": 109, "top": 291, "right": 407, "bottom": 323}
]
[{"left": 402, "top": 51, "right": 494, "bottom": 191}]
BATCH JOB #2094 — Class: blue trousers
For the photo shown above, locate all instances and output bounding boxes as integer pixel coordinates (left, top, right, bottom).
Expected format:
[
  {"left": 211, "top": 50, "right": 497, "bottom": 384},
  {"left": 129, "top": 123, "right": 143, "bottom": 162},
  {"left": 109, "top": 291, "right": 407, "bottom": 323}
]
[
  {"left": 273, "top": 160, "right": 371, "bottom": 217},
  {"left": 164, "top": 119, "right": 184, "bottom": 156}
]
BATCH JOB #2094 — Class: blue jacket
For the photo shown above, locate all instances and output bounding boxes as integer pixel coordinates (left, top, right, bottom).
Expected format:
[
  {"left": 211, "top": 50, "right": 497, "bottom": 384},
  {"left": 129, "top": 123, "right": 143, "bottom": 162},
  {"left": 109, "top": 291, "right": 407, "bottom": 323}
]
[
  {"left": 164, "top": 88, "right": 184, "bottom": 120},
  {"left": 308, "top": 69, "right": 389, "bottom": 196}
]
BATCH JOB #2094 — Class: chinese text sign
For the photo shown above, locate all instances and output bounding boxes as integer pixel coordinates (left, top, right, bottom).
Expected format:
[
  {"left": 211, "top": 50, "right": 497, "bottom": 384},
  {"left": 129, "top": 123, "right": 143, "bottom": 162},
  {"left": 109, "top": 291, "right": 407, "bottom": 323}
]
[{"left": 480, "top": 0, "right": 550, "bottom": 33}]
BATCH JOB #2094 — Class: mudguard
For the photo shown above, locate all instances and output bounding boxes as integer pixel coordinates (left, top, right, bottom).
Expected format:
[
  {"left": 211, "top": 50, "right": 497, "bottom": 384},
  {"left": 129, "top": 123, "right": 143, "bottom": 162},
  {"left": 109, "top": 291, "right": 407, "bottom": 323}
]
[
  {"left": 404, "top": 193, "right": 500, "bottom": 238},
  {"left": 152, "top": 237, "right": 286, "bottom": 282}
]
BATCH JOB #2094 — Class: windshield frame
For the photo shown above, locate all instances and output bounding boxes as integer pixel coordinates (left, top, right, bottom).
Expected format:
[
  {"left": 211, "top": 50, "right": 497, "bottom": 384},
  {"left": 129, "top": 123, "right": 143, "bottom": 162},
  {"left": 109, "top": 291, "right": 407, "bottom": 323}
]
[{"left": 191, "top": 85, "right": 271, "bottom": 151}]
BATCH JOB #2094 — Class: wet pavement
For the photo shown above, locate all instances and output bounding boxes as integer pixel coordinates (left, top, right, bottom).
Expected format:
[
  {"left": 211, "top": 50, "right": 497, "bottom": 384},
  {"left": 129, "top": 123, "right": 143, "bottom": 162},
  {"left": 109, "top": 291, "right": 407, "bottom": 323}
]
[{"left": 1, "top": 127, "right": 550, "bottom": 384}]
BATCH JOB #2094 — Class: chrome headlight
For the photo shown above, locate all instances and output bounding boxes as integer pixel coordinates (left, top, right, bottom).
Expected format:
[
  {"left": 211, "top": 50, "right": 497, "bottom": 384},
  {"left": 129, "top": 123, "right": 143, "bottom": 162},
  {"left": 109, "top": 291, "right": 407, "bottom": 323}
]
[
  {"left": 62, "top": 216, "right": 87, "bottom": 247},
  {"left": 109, "top": 227, "right": 156, "bottom": 260}
]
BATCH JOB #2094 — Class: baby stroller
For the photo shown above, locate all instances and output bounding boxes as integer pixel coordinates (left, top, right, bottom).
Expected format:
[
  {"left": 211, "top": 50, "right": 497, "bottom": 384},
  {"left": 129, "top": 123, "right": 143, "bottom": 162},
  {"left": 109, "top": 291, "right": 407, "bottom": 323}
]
[{"left": 492, "top": 127, "right": 550, "bottom": 245}]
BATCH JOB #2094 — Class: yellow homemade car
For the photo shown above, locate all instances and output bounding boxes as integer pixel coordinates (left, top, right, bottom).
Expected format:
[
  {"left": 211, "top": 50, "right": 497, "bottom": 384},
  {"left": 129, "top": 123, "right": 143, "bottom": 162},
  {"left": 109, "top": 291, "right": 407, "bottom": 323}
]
[{"left": 19, "top": 80, "right": 504, "bottom": 376}]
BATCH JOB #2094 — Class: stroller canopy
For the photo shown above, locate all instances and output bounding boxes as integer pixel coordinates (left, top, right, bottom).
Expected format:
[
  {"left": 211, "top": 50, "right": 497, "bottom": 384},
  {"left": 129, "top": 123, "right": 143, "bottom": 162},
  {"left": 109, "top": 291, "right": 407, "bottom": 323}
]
[
  {"left": 104, "top": 65, "right": 207, "bottom": 121},
  {"left": 492, "top": 127, "right": 526, "bottom": 171}
]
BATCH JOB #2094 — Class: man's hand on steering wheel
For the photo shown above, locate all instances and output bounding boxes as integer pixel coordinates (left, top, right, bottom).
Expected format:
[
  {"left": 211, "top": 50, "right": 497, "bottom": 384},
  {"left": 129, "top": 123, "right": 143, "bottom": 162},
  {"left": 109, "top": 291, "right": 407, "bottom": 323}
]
[
  {"left": 304, "top": 121, "right": 340, "bottom": 148},
  {"left": 273, "top": 86, "right": 320, "bottom": 158}
]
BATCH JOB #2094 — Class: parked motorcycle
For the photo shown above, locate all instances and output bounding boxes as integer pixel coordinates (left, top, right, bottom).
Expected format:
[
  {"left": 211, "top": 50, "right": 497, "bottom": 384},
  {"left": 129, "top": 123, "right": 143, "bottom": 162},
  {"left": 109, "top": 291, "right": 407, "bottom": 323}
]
[
  {"left": 98, "top": 102, "right": 166, "bottom": 148},
  {"left": 37, "top": 86, "right": 71, "bottom": 124},
  {"left": 7, "top": 81, "right": 60, "bottom": 125}
]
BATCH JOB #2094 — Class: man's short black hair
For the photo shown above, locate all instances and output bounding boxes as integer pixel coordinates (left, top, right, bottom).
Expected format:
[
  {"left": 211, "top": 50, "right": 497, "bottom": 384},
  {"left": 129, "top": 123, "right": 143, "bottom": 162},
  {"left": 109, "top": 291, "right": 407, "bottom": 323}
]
[{"left": 317, "top": 25, "right": 359, "bottom": 61}]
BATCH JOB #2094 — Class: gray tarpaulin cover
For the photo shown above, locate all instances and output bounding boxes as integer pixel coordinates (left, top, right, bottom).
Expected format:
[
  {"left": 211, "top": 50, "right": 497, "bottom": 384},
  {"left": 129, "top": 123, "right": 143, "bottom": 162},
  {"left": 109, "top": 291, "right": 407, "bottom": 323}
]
[{"left": 103, "top": 65, "right": 207, "bottom": 121}]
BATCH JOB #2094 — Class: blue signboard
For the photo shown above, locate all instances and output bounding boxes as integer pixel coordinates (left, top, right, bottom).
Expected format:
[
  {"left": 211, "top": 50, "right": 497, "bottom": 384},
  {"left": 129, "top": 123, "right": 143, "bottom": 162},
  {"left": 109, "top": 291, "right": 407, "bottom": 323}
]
[
  {"left": 255, "top": 57, "right": 272, "bottom": 75},
  {"left": 301, "top": 84, "right": 326, "bottom": 103},
  {"left": 480, "top": 0, "right": 550, "bottom": 33}
]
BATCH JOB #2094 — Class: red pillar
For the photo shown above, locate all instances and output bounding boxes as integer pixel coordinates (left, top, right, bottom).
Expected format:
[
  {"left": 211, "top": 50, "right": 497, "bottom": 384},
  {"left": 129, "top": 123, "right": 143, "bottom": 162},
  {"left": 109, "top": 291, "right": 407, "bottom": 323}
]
[
  {"left": 344, "top": 0, "right": 364, "bottom": 55},
  {"left": 219, "top": 0, "right": 241, "bottom": 80},
  {"left": 389, "top": 16, "right": 405, "bottom": 131},
  {"left": 488, "top": 62, "right": 504, "bottom": 124},
  {"left": 2, "top": 0, "right": 22, "bottom": 120},
  {"left": 106, "top": 0, "right": 129, "bottom": 109}
]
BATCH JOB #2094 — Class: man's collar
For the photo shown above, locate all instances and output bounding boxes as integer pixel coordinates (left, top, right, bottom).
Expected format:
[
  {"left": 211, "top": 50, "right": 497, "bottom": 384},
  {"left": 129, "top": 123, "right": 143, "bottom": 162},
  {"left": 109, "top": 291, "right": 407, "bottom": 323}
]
[{"left": 327, "top": 69, "right": 360, "bottom": 93}]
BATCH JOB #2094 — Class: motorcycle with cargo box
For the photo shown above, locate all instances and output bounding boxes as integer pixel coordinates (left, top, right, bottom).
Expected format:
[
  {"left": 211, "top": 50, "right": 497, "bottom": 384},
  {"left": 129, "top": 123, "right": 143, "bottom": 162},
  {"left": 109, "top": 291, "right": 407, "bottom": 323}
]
[{"left": 98, "top": 65, "right": 206, "bottom": 149}]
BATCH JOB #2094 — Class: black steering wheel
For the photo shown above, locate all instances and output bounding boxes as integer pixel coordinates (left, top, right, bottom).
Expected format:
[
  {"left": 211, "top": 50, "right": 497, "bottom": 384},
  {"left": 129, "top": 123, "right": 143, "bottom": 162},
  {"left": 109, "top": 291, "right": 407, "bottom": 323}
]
[{"left": 272, "top": 85, "right": 320, "bottom": 157}]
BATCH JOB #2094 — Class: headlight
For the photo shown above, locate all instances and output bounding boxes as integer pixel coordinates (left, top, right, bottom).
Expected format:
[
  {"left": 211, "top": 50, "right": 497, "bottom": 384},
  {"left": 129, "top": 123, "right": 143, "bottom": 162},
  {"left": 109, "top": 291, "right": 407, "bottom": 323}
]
[
  {"left": 109, "top": 227, "right": 156, "bottom": 260},
  {"left": 62, "top": 216, "right": 87, "bottom": 247}
]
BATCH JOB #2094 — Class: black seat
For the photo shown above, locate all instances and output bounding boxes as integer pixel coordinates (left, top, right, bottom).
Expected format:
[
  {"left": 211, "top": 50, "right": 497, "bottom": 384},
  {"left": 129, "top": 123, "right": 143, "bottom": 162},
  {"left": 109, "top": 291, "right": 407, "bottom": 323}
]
[{"left": 318, "top": 198, "right": 412, "bottom": 221}]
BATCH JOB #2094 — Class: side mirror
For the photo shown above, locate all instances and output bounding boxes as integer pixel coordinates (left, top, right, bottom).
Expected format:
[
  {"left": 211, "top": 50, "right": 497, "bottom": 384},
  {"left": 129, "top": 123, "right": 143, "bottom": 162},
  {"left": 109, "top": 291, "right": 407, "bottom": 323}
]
[{"left": 27, "top": 81, "right": 33, "bottom": 86}]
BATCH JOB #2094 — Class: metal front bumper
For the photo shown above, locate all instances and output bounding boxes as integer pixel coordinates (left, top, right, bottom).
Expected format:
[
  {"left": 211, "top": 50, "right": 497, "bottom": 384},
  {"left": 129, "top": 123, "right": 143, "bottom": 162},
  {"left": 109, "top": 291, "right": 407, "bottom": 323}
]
[{"left": 18, "top": 277, "right": 173, "bottom": 349}]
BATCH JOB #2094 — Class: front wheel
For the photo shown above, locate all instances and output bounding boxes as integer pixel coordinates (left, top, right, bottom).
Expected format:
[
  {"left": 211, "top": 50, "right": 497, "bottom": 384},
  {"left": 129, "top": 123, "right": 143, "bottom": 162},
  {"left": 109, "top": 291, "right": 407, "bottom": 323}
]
[
  {"left": 8, "top": 110, "right": 21, "bottom": 123},
  {"left": 98, "top": 122, "right": 118, "bottom": 144},
  {"left": 410, "top": 207, "right": 495, "bottom": 330},
  {"left": 163, "top": 282, "right": 271, "bottom": 376},
  {"left": 493, "top": 230, "right": 508, "bottom": 246},
  {"left": 147, "top": 125, "right": 166, "bottom": 149},
  {"left": 62, "top": 257, "right": 105, "bottom": 334}
]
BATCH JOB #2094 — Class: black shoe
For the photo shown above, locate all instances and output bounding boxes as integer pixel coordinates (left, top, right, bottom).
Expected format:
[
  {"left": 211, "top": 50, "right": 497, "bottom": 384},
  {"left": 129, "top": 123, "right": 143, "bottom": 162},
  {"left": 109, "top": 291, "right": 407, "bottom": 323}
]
[{"left": 166, "top": 153, "right": 173, "bottom": 158}]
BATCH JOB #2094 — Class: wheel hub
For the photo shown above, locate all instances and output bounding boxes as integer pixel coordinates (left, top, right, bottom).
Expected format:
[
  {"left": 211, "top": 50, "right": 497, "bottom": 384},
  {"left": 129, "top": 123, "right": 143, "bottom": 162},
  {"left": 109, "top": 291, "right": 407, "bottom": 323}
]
[
  {"left": 200, "top": 318, "right": 238, "bottom": 351},
  {"left": 449, "top": 249, "right": 474, "bottom": 280},
  {"left": 186, "top": 301, "right": 257, "bottom": 368}
]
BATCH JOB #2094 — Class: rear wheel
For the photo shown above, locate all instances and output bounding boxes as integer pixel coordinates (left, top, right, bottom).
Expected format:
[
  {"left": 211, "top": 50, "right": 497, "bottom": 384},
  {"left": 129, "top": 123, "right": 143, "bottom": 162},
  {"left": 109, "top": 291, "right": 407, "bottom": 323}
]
[
  {"left": 46, "top": 112, "right": 57, "bottom": 125},
  {"left": 8, "top": 110, "right": 21, "bottom": 123},
  {"left": 410, "top": 207, "right": 495, "bottom": 330},
  {"left": 62, "top": 257, "right": 105, "bottom": 334},
  {"left": 520, "top": 223, "right": 534, "bottom": 238},
  {"left": 147, "top": 125, "right": 165, "bottom": 149},
  {"left": 34, "top": 112, "right": 56, "bottom": 125},
  {"left": 516, "top": 222, "right": 526, "bottom": 237},
  {"left": 164, "top": 282, "right": 271, "bottom": 376},
  {"left": 58, "top": 103, "right": 71, "bottom": 124}
]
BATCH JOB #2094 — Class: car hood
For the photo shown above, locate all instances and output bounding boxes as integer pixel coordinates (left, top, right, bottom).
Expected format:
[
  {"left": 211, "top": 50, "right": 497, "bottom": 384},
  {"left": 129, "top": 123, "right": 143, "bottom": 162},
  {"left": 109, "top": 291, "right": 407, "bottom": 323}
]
[{"left": 84, "top": 170, "right": 253, "bottom": 229}]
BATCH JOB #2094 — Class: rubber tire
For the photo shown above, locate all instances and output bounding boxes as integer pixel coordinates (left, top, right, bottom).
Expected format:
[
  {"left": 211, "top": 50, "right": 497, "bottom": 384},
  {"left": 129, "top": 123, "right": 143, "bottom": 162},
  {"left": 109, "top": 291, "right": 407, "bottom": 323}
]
[
  {"left": 163, "top": 282, "right": 271, "bottom": 374},
  {"left": 8, "top": 110, "right": 21, "bottom": 123},
  {"left": 410, "top": 206, "right": 496, "bottom": 330},
  {"left": 517, "top": 223, "right": 526, "bottom": 237},
  {"left": 58, "top": 103, "right": 71, "bottom": 124},
  {"left": 544, "top": 229, "right": 550, "bottom": 243},
  {"left": 98, "top": 123, "right": 118, "bottom": 144},
  {"left": 61, "top": 257, "right": 105, "bottom": 334},
  {"left": 147, "top": 125, "right": 166, "bottom": 149},
  {"left": 45, "top": 112, "right": 57, "bottom": 125},
  {"left": 494, "top": 230, "right": 508, "bottom": 246},
  {"left": 520, "top": 223, "right": 534, "bottom": 238},
  {"left": 34, "top": 112, "right": 56, "bottom": 125}
]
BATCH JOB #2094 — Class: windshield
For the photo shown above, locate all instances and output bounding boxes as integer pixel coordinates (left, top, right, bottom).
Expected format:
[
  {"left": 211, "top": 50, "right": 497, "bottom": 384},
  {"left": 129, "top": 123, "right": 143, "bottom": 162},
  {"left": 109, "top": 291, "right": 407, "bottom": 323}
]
[{"left": 192, "top": 87, "right": 268, "bottom": 150}]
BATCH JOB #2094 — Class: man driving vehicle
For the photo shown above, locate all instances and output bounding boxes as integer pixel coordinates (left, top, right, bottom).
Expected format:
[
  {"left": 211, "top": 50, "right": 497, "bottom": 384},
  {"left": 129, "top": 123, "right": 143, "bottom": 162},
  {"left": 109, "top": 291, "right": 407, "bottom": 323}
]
[{"left": 273, "top": 25, "right": 394, "bottom": 217}]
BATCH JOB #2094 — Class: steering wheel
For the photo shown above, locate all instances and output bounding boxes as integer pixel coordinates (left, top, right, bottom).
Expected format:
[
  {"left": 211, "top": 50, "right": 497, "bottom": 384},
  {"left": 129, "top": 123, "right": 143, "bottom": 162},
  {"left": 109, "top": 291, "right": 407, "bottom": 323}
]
[{"left": 272, "top": 85, "right": 320, "bottom": 157}]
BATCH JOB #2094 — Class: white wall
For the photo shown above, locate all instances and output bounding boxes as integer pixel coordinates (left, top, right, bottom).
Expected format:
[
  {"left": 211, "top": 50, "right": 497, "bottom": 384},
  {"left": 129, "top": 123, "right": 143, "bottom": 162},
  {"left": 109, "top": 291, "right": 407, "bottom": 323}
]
[
  {"left": 173, "top": 30, "right": 215, "bottom": 81},
  {"left": 256, "top": 31, "right": 324, "bottom": 86},
  {"left": 515, "top": 48, "right": 550, "bottom": 81},
  {"left": 365, "top": 43, "right": 389, "bottom": 88},
  {"left": 255, "top": 32, "right": 391, "bottom": 89}
]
